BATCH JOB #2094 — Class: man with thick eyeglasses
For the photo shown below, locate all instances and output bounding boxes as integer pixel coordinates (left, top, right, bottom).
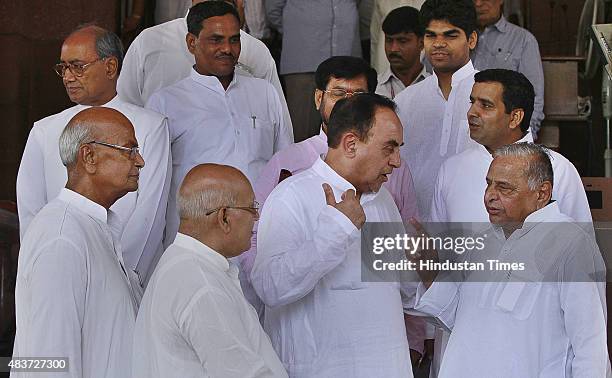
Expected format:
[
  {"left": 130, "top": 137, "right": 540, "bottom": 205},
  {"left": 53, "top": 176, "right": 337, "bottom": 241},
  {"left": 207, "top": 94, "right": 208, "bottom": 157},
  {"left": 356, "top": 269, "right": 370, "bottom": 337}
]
[
  {"left": 17, "top": 25, "right": 171, "bottom": 286},
  {"left": 13, "top": 107, "right": 143, "bottom": 378},
  {"left": 133, "top": 164, "right": 287, "bottom": 378}
]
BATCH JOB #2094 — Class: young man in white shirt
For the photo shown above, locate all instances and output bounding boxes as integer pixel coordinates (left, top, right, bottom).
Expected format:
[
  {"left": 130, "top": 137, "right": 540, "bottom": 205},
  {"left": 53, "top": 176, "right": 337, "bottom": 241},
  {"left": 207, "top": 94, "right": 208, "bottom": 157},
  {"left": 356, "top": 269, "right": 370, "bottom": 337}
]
[
  {"left": 431, "top": 69, "right": 591, "bottom": 225},
  {"left": 133, "top": 164, "right": 287, "bottom": 378},
  {"left": 394, "top": 0, "right": 479, "bottom": 220},
  {"left": 145, "top": 1, "right": 293, "bottom": 246},
  {"left": 251, "top": 94, "right": 418, "bottom": 377},
  {"left": 13, "top": 107, "right": 142, "bottom": 378},
  {"left": 16, "top": 25, "right": 170, "bottom": 285}
]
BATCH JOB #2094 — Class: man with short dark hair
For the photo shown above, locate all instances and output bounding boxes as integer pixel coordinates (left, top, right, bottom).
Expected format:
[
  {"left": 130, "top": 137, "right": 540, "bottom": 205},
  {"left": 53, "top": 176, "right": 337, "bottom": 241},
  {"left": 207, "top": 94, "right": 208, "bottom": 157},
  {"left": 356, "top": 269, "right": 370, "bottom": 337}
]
[
  {"left": 471, "top": 0, "right": 544, "bottom": 136},
  {"left": 17, "top": 25, "right": 171, "bottom": 285},
  {"left": 430, "top": 69, "right": 591, "bottom": 224},
  {"left": 252, "top": 93, "right": 419, "bottom": 377},
  {"left": 13, "top": 107, "right": 142, "bottom": 378},
  {"left": 133, "top": 164, "right": 287, "bottom": 378},
  {"left": 146, "top": 1, "right": 293, "bottom": 247},
  {"left": 118, "top": 0, "right": 291, "bottom": 132},
  {"left": 413, "top": 143, "right": 608, "bottom": 377},
  {"left": 376, "top": 6, "right": 429, "bottom": 99},
  {"left": 395, "top": 0, "right": 479, "bottom": 221}
]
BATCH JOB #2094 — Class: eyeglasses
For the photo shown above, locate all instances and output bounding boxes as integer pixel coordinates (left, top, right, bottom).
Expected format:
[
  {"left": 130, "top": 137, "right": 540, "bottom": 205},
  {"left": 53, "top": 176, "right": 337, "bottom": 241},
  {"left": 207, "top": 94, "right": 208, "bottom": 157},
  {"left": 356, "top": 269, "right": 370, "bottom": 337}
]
[
  {"left": 323, "top": 89, "right": 367, "bottom": 99},
  {"left": 205, "top": 201, "right": 260, "bottom": 218},
  {"left": 87, "top": 141, "right": 141, "bottom": 160},
  {"left": 54, "top": 58, "right": 105, "bottom": 78}
]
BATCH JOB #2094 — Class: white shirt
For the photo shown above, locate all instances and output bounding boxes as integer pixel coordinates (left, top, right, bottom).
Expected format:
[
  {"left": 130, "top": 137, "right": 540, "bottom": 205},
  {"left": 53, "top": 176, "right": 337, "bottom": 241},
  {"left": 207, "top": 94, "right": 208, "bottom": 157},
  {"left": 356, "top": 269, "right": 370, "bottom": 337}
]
[
  {"left": 375, "top": 65, "right": 430, "bottom": 99},
  {"left": 251, "top": 157, "right": 415, "bottom": 378},
  {"left": 430, "top": 132, "right": 593, "bottom": 224},
  {"left": 117, "top": 16, "right": 292, "bottom": 133},
  {"left": 414, "top": 203, "right": 609, "bottom": 377},
  {"left": 146, "top": 70, "right": 293, "bottom": 246},
  {"left": 13, "top": 189, "right": 138, "bottom": 378},
  {"left": 394, "top": 61, "right": 478, "bottom": 220},
  {"left": 16, "top": 96, "right": 171, "bottom": 283},
  {"left": 133, "top": 233, "right": 288, "bottom": 378}
]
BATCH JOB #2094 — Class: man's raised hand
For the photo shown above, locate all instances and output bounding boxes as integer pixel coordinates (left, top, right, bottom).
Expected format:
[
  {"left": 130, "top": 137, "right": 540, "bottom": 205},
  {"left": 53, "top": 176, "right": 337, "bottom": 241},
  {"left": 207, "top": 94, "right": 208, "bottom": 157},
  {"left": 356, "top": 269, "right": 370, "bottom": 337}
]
[{"left": 322, "top": 183, "right": 366, "bottom": 229}]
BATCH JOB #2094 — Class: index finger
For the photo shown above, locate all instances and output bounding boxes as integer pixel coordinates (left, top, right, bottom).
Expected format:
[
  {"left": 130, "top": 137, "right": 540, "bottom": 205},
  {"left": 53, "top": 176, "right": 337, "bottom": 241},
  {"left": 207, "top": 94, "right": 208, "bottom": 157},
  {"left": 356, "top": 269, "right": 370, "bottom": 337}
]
[
  {"left": 409, "top": 217, "right": 429, "bottom": 237},
  {"left": 322, "top": 183, "right": 336, "bottom": 206}
]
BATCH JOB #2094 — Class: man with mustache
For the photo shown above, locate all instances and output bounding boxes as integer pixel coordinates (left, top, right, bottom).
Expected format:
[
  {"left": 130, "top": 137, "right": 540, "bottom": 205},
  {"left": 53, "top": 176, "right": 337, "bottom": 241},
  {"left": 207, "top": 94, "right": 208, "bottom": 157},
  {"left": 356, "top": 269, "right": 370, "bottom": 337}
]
[
  {"left": 430, "top": 69, "right": 591, "bottom": 225},
  {"left": 376, "top": 6, "right": 430, "bottom": 99},
  {"left": 118, "top": 0, "right": 291, "bottom": 135},
  {"left": 16, "top": 25, "right": 171, "bottom": 286},
  {"left": 145, "top": 1, "right": 293, "bottom": 246},
  {"left": 471, "top": 0, "right": 544, "bottom": 137},
  {"left": 13, "top": 108, "right": 142, "bottom": 378},
  {"left": 394, "top": 0, "right": 479, "bottom": 221}
]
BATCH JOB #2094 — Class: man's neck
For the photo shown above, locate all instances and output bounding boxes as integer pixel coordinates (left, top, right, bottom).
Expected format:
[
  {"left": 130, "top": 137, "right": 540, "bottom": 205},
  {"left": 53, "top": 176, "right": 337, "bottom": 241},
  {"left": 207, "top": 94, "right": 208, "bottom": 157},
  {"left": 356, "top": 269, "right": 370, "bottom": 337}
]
[
  {"left": 478, "top": 14, "right": 502, "bottom": 32},
  {"left": 82, "top": 90, "right": 117, "bottom": 107},
  {"left": 194, "top": 66, "right": 234, "bottom": 90},
  {"left": 434, "top": 60, "right": 469, "bottom": 100},
  {"left": 392, "top": 62, "right": 424, "bottom": 88},
  {"left": 484, "top": 132, "right": 525, "bottom": 154},
  {"left": 66, "top": 179, "right": 115, "bottom": 210},
  {"left": 323, "top": 152, "right": 363, "bottom": 196}
]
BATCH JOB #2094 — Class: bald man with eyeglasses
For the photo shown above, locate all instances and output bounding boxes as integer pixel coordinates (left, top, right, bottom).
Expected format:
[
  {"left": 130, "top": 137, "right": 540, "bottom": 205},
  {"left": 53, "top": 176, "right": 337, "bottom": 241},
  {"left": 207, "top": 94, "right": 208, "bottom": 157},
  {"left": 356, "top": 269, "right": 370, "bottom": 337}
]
[{"left": 16, "top": 25, "right": 171, "bottom": 287}]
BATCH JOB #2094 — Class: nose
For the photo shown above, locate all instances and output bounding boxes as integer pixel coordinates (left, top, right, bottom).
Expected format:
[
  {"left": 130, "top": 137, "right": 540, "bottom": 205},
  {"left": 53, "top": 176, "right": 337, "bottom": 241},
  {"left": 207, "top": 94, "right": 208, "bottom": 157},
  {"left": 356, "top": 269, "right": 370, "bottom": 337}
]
[
  {"left": 389, "top": 40, "right": 400, "bottom": 52},
  {"left": 220, "top": 40, "right": 232, "bottom": 54},
  {"left": 467, "top": 101, "right": 478, "bottom": 119},
  {"left": 389, "top": 149, "right": 401, "bottom": 169},
  {"left": 484, "top": 184, "right": 497, "bottom": 204},
  {"left": 62, "top": 67, "right": 76, "bottom": 83},
  {"left": 134, "top": 151, "right": 145, "bottom": 169}
]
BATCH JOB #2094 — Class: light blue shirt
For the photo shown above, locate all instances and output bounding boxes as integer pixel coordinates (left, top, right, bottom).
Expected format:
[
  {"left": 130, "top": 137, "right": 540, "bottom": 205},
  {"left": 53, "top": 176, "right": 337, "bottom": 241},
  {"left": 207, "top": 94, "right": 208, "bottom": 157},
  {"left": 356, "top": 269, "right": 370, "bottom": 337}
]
[{"left": 471, "top": 16, "right": 545, "bottom": 136}]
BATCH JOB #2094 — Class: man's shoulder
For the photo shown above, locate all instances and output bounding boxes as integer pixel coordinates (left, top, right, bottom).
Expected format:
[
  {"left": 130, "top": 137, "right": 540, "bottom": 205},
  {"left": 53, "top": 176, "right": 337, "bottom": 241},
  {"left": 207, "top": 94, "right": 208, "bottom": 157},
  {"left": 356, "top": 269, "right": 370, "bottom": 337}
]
[
  {"left": 442, "top": 145, "right": 484, "bottom": 170},
  {"left": 394, "top": 75, "right": 434, "bottom": 104},
  {"left": 134, "top": 18, "right": 186, "bottom": 45},
  {"left": 33, "top": 104, "right": 83, "bottom": 130},
  {"left": 548, "top": 149, "right": 579, "bottom": 176},
  {"left": 112, "top": 98, "right": 166, "bottom": 125}
]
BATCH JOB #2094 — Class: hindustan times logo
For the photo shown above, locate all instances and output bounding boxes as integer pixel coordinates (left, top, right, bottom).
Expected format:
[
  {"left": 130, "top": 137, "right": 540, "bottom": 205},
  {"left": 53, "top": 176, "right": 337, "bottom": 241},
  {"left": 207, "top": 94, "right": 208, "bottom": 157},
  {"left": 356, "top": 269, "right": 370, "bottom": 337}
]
[{"left": 372, "top": 234, "right": 486, "bottom": 255}]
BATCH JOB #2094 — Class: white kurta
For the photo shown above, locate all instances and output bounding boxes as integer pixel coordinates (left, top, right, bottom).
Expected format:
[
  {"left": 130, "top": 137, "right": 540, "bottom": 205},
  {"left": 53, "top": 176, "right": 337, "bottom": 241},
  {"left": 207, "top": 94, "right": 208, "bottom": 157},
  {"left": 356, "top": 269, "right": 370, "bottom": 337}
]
[
  {"left": 394, "top": 61, "right": 478, "bottom": 220},
  {"left": 146, "top": 70, "right": 293, "bottom": 246},
  {"left": 117, "top": 16, "right": 292, "bottom": 133},
  {"left": 133, "top": 233, "right": 287, "bottom": 378},
  {"left": 16, "top": 96, "right": 171, "bottom": 283},
  {"left": 251, "top": 157, "right": 415, "bottom": 378},
  {"left": 13, "top": 189, "right": 138, "bottom": 378},
  {"left": 430, "top": 132, "right": 593, "bottom": 223},
  {"left": 414, "top": 203, "right": 609, "bottom": 377}
]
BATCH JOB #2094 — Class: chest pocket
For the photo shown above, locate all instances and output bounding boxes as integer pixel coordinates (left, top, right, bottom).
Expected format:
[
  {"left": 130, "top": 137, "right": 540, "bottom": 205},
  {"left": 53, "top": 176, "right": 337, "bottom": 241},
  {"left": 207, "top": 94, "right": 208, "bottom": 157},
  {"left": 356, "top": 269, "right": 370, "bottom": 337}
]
[
  {"left": 479, "top": 278, "right": 543, "bottom": 321},
  {"left": 488, "top": 47, "right": 520, "bottom": 71},
  {"left": 238, "top": 115, "right": 276, "bottom": 161}
]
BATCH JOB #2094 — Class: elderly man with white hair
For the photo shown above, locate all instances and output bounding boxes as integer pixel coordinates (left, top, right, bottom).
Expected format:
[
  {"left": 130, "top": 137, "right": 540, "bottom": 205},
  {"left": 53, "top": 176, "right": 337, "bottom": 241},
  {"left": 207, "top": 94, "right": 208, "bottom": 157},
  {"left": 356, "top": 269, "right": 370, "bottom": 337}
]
[
  {"left": 132, "top": 163, "right": 287, "bottom": 378},
  {"left": 13, "top": 107, "right": 142, "bottom": 378},
  {"left": 413, "top": 143, "right": 609, "bottom": 378}
]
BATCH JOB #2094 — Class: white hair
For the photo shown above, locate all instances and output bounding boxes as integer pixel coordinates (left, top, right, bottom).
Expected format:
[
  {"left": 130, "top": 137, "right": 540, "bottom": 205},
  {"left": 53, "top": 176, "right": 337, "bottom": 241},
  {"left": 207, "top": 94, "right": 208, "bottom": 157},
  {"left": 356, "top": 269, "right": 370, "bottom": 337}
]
[
  {"left": 177, "top": 184, "right": 237, "bottom": 220},
  {"left": 492, "top": 142, "right": 554, "bottom": 190},
  {"left": 58, "top": 121, "right": 94, "bottom": 167}
]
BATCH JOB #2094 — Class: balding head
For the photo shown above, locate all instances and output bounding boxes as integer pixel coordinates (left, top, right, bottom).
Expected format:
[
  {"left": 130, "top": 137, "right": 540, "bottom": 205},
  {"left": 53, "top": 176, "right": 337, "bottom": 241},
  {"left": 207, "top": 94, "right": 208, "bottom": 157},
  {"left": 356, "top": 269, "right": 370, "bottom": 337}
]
[
  {"left": 60, "top": 107, "right": 144, "bottom": 209},
  {"left": 177, "top": 164, "right": 256, "bottom": 257},
  {"left": 59, "top": 25, "right": 122, "bottom": 106}
]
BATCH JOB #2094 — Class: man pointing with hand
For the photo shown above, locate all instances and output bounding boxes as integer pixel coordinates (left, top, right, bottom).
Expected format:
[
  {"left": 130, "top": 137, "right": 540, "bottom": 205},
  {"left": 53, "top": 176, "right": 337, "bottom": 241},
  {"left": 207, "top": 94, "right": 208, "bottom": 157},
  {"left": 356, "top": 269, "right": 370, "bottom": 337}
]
[{"left": 251, "top": 93, "right": 419, "bottom": 377}]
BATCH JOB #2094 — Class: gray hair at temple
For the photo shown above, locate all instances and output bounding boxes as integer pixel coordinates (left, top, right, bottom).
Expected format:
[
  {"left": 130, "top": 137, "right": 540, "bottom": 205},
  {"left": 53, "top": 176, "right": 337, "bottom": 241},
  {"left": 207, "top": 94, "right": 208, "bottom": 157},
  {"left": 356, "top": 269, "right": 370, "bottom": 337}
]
[
  {"left": 177, "top": 181, "right": 238, "bottom": 220},
  {"left": 58, "top": 120, "right": 95, "bottom": 167},
  {"left": 492, "top": 142, "right": 554, "bottom": 190},
  {"left": 71, "top": 24, "right": 124, "bottom": 72}
]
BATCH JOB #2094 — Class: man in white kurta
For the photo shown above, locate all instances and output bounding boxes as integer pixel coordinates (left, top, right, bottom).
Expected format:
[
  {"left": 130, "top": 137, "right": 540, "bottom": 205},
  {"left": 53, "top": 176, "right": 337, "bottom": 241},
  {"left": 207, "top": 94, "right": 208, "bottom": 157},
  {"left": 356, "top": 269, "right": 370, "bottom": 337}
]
[
  {"left": 16, "top": 26, "right": 170, "bottom": 284},
  {"left": 394, "top": 0, "right": 479, "bottom": 220},
  {"left": 431, "top": 69, "right": 591, "bottom": 224},
  {"left": 13, "top": 107, "right": 141, "bottom": 378},
  {"left": 145, "top": 2, "right": 292, "bottom": 246},
  {"left": 252, "top": 94, "right": 417, "bottom": 377},
  {"left": 133, "top": 164, "right": 287, "bottom": 378},
  {"left": 413, "top": 146, "right": 608, "bottom": 377},
  {"left": 117, "top": 0, "right": 292, "bottom": 131}
]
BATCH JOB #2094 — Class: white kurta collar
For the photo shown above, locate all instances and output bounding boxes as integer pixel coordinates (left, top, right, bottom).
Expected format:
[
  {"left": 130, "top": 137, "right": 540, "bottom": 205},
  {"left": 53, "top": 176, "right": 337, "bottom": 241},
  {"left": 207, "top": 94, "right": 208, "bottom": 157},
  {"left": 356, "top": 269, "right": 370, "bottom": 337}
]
[
  {"left": 312, "top": 157, "right": 379, "bottom": 204},
  {"left": 189, "top": 67, "right": 239, "bottom": 94},
  {"left": 58, "top": 188, "right": 109, "bottom": 224},
  {"left": 492, "top": 201, "right": 560, "bottom": 240},
  {"left": 173, "top": 232, "right": 231, "bottom": 272},
  {"left": 475, "top": 131, "right": 535, "bottom": 157}
]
